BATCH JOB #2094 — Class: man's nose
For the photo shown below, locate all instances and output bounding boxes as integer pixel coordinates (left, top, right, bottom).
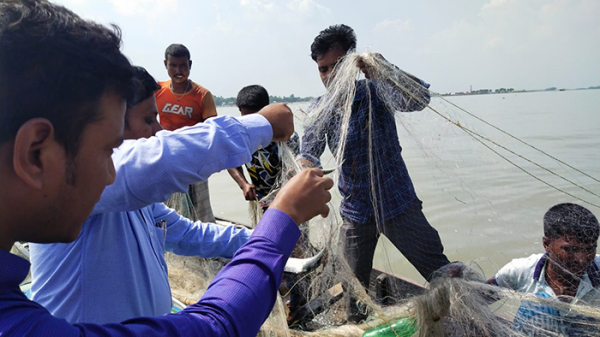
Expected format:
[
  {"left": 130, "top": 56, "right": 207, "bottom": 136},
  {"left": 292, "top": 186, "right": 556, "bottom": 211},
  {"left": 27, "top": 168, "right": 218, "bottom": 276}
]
[{"left": 574, "top": 251, "right": 591, "bottom": 265}]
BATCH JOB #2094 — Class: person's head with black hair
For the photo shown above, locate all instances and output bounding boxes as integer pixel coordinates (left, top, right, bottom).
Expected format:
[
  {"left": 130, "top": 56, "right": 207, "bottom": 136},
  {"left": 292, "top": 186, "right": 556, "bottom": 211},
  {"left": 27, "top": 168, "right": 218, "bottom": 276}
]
[
  {"left": 0, "top": 0, "right": 135, "bottom": 247},
  {"left": 165, "top": 44, "right": 191, "bottom": 60},
  {"left": 0, "top": 0, "right": 135, "bottom": 159},
  {"left": 128, "top": 67, "right": 161, "bottom": 108},
  {"left": 124, "top": 66, "right": 162, "bottom": 140},
  {"left": 310, "top": 24, "right": 357, "bottom": 86},
  {"left": 544, "top": 203, "right": 600, "bottom": 243},
  {"left": 542, "top": 203, "right": 599, "bottom": 278},
  {"left": 164, "top": 43, "right": 192, "bottom": 87},
  {"left": 310, "top": 24, "right": 356, "bottom": 62},
  {"left": 236, "top": 85, "right": 270, "bottom": 115}
]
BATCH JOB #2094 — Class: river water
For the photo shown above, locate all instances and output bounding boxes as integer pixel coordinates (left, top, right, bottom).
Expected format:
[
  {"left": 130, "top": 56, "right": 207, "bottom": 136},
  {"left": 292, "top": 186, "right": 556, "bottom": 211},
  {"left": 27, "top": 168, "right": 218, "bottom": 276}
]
[{"left": 208, "top": 89, "right": 600, "bottom": 284}]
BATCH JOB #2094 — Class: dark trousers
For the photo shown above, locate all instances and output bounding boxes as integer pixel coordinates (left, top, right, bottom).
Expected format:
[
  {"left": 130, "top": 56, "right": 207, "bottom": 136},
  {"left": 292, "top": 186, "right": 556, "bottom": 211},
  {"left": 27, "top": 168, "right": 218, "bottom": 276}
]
[{"left": 340, "top": 198, "right": 450, "bottom": 317}]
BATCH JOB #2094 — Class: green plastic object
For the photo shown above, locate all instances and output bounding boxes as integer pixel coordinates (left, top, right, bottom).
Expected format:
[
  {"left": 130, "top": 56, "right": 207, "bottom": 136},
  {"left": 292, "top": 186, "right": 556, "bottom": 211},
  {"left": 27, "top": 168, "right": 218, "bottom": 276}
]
[{"left": 362, "top": 317, "right": 416, "bottom": 337}]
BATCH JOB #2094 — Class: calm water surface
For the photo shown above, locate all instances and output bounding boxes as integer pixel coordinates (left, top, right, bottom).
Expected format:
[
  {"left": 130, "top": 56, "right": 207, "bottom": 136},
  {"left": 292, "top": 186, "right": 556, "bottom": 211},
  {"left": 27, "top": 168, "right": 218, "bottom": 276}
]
[{"left": 209, "top": 90, "right": 600, "bottom": 284}]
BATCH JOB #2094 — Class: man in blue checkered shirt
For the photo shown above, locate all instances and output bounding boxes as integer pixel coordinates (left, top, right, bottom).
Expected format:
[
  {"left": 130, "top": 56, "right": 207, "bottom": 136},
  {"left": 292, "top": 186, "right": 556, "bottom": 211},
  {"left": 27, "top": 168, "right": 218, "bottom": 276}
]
[{"left": 297, "top": 24, "right": 451, "bottom": 323}]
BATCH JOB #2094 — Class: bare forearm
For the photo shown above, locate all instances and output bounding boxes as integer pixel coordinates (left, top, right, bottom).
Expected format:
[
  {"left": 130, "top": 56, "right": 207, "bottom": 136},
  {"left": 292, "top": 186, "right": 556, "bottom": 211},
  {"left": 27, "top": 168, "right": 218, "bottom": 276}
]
[{"left": 227, "top": 167, "right": 249, "bottom": 188}]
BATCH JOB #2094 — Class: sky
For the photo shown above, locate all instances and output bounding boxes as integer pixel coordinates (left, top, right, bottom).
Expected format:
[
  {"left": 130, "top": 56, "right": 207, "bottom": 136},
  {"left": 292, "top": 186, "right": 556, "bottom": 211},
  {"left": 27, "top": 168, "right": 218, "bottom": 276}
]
[{"left": 54, "top": 0, "right": 600, "bottom": 98}]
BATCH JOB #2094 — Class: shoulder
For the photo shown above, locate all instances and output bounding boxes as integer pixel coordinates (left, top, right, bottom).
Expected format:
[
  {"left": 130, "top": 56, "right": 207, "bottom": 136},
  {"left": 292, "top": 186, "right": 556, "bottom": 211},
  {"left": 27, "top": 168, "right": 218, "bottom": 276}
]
[
  {"left": 495, "top": 253, "right": 544, "bottom": 288},
  {"left": 191, "top": 81, "right": 211, "bottom": 96},
  {"left": 502, "top": 253, "right": 544, "bottom": 274},
  {"left": 155, "top": 81, "right": 171, "bottom": 98},
  {"left": 157, "top": 80, "right": 171, "bottom": 90},
  {"left": 307, "top": 96, "right": 322, "bottom": 111}
]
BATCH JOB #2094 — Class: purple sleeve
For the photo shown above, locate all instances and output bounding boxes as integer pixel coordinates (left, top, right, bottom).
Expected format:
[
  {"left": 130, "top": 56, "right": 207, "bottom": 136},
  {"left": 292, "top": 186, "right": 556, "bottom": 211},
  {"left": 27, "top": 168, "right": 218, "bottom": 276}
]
[
  {"left": 178, "top": 209, "right": 300, "bottom": 335},
  {"left": 2, "top": 209, "right": 299, "bottom": 337}
]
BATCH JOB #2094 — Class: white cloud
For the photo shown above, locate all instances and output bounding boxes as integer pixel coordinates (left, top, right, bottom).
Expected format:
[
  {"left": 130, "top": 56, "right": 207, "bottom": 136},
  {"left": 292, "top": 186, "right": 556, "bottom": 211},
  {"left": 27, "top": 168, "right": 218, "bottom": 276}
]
[
  {"left": 239, "top": 0, "right": 276, "bottom": 22},
  {"left": 419, "top": 20, "right": 477, "bottom": 54},
  {"left": 212, "top": 17, "right": 235, "bottom": 35},
  {"left": 53, "top": 0, "right": 600, "bottom": 96},
  {"left": 192, "top": 16, "right": 235, "bottom": 38},
  {"left": 416, "top": 0, "right": 600, "bottom": 93},
  {"left": 482, "top": 0, "right": 514, "bottom": 11},
  {"left": 240, "top": 0, "right": 274, "bottom": 11},
  {"left": 485, "top": 35, "right": 503, "bottom": 48},
  {"left": 530, "top": 24, "right": 553, "bottom": 40},
  {"left": 287, "top": 0, "right": 330, "bottom": 15},
  {"left": 58, "top": 0, "right": 86, "bottom": 5},
  {"left": 107, "top": 0, "right": 178, "bottom": 18},
  {"left": 372, "top": 19, "right": 413, "bottom": 33}
]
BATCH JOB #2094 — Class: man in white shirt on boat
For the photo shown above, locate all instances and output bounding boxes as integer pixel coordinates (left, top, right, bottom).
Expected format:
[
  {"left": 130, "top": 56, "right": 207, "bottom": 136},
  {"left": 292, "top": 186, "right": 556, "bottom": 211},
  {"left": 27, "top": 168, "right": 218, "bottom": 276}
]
[
  {"left": 29, "top": 66, "right": 296, "bottom": 324},
  {"left": 489, "top": 203, "right": 599, "bottom": 335}
]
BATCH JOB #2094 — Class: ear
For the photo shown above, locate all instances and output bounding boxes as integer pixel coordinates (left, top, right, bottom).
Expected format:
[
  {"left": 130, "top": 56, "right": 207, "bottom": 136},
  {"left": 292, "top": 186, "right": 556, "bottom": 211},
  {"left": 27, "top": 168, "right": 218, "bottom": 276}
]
[
  {"left": 164, "top": 59, "right": 167, "bottom": 68},
  {"left": 542, "top": 236, "right": 551, "bottom": 251},
  {"left": 13, "top": 118, "right": 57, "bottom": 189},
  {"left": 188, "top": 59, "right": 192, "bottom": 70}
]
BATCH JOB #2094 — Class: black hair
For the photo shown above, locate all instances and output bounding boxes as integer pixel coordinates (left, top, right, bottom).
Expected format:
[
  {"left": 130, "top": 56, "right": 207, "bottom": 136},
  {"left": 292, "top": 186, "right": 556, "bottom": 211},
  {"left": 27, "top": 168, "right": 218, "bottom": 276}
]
[
  {"left": 544, "top": 203, "right": 599, "bottom": 243},
  {"left": 310, "top": 24, "right": 357, "bottom": 62},
  {"left": 0, "top": 0, "right": 135, "bottom": 159},
  {"left": 165, "top": 44, "right": 191, "bottom": 60},
  {"left": 236, "top": 85, "right": 270, "bottom": 113},
  {"left": 128, "top": 66, "right": 160, "bottom": 107},
  {"left": 124, "top": 66, "right": 160, "bottom": 129}
]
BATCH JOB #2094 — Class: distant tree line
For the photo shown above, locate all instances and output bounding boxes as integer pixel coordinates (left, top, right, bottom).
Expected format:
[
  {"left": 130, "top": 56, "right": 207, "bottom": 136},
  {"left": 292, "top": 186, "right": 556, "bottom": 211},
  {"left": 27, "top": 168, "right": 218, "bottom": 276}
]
[
  {"left": 442, "top": 85, "right": 599, "bottom": 96},
  {"left": 213, "top": 94, "right": 314, "bottom": 107}
]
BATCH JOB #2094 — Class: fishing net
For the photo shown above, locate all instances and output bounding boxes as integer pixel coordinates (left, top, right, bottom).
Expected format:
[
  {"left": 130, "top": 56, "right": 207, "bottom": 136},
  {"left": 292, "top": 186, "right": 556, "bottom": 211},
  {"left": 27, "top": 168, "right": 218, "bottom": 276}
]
[{"left": 165, "top": 52, "right": 600, "bottom": 336}]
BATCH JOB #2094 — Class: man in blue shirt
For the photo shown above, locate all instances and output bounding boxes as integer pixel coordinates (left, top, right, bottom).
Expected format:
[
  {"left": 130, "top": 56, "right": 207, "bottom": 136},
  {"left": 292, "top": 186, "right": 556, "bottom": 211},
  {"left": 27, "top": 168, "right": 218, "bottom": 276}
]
[
  {"left": 29, "top": 66, "right": 269, "bottom": 323},
  {"left": 297, "top": 24, "right": 451, "bottom": 322},
  {"left": 0, "top": 1, "right": 333, "bottom": 336}
]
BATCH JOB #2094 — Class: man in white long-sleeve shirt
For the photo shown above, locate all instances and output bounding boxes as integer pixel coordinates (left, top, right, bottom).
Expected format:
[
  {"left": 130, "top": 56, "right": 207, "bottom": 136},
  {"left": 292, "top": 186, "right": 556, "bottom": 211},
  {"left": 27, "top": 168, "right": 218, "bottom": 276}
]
[{"left": 29, "top": 66, "right": 294, "bottom": 324}]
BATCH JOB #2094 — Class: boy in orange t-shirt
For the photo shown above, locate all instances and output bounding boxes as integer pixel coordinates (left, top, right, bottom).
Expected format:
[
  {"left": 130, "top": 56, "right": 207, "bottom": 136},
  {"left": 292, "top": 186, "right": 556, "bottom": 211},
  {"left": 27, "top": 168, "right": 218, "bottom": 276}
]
[
  {"left": 156, "top": 44, "right": 217, "bottom": 131},
  {"left": 156, "top": 80, "right": 217, "bottom": 131},
  {"left": 156, "top": 44, "right": 218, "bottom": 222}
]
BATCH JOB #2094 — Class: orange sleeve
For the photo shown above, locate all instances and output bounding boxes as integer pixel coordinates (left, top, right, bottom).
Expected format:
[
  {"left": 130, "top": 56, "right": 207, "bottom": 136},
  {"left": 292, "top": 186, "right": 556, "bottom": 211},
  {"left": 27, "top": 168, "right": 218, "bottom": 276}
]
[{"left": 202, "top": 92, "right": 218, "bottom": 120}]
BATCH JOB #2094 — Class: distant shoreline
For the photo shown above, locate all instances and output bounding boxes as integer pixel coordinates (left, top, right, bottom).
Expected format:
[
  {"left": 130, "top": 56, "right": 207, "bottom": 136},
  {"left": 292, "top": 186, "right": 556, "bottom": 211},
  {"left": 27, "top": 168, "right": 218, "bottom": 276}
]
[
  {"left": 440, "top": 86, "right": 600, "bottom": 97},
  {"left": 215, "top": 95, "right": 314, "bottom": 107},
  {"left": 216, "top": 86, "right": 600, "bottom": 105}
]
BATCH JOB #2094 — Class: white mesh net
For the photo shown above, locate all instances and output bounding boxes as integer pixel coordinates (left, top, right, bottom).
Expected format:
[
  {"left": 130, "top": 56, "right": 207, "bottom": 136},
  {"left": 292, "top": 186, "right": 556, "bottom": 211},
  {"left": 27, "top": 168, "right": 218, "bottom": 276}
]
[{"left": 166, "top": 52, "right": 600, "bottom": 337}]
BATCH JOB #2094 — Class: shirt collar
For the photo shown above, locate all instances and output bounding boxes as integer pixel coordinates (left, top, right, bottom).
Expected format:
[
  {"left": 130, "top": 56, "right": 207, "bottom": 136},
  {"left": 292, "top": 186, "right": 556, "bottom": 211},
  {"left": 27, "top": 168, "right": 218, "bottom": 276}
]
[
  {"left": 0, "top": 248, "right": 31, "bottom": 289},
  {"left": 533, "top": 252, "right": 549, "bottom": 282},
  {"left": 533, "top": 252, "right": 600, "bottom": 288},
  {"left": 588, "top": 259, "right": 600, "bottom": 288}
]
